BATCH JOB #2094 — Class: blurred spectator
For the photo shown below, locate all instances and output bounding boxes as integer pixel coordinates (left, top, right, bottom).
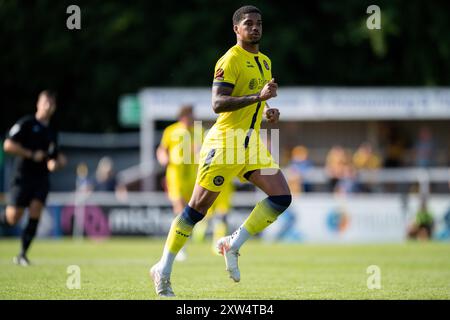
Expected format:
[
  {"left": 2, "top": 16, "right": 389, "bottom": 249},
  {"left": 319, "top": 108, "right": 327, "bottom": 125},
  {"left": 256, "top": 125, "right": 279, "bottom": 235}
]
[
  {"left": 287, "top": 145, "right": 314, "bottom": 193},
  {"left": 414, "top": 126, "right": 435, "bottom": 168},
  {"left": 93, "top": 156, "right": 128, "bottom": 201},
  {"left": 407, "top": 197, "right": 434, "bottom": 241},
  {"left": 325, "top": 145, "right": 348, "bottom": 192},
  {"left": 75, "top": 162, "right": 92, "bottom": 192},
  {"left": 383, "top": 128, "right": 406, "bottom": 168},
  {"left": 353, "top": 142, "right": 382, "bottom": 192},
  {"left": 93, "top": 157, "right": 117, "bottom": 191},
  {"left": 353, "top": 142, "right": 381, "bottom": 170},
  {"left": 335, "top": 164, "right": 360, "bottom": 195}
]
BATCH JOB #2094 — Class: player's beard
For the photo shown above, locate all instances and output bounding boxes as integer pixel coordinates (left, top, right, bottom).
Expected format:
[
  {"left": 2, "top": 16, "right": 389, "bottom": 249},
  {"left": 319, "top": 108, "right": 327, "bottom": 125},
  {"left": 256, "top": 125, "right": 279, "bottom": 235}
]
[{"left": 249, "top": 34, "right": 261, "bottom": 45}]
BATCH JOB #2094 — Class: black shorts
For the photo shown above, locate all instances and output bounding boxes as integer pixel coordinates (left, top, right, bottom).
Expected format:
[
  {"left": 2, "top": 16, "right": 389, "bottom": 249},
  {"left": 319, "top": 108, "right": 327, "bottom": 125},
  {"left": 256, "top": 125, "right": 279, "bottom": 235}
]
[{"left": 9, "top": 178, "right": 49, "bottom": 208}]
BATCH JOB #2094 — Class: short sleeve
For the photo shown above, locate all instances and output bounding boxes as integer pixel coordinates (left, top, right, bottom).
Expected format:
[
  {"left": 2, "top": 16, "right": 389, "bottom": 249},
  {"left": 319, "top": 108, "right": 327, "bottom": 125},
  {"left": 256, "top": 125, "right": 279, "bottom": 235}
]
[
  {"left": 160, "top": 127, "right": 171, "bottom": 150},
  {"left": 6, "top": 118, "right": 29, "bottom": 144},
  {"left": 212, "top": 55, "right": 239, "bottom": 89}
]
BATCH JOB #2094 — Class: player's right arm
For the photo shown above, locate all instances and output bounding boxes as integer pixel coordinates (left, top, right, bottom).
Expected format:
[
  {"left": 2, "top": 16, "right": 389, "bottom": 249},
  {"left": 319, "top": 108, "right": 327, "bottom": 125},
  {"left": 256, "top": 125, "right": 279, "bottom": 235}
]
[
  {"left": 156, "top": 145, "right": 169, "bottom": 167},
  {"left": 4, "top": 119, "right": 46, "bottom": 162},
  {"left": 212, "top": 78, "right": 278, "bottom": 114},
  {"left": 3, "top": 139, "right": 46, "bottom": 162},
  {"left": 156, "top": 126, "right": 171, "bottom": 167}
]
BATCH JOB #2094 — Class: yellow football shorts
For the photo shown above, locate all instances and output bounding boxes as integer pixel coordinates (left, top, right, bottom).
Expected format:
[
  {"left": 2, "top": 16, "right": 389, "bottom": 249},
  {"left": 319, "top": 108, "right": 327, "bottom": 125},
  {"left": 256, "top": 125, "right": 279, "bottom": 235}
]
[
  {"left": 166, "top": 163, "right": 197, "bottom": 202},
  {"left": 196, "top": 137, "right": 279, "bottom": 193}
]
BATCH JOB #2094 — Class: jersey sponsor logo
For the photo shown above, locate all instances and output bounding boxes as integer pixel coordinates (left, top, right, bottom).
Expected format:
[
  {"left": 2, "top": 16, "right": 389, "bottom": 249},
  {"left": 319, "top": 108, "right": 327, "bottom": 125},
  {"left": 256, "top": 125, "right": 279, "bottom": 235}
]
[
  {"left": 214, "top": 68, "right": 224, "bottom": 80},
  {"left": 249, "top": 78, "right": 258, "bottom": 90},
  {"left": 213, "top": 175, "right": 224, "bottom": 186},
  {"left": 263, "top": 60, "right": 270, "bottom": 70},
  {"left": 204, "top": 149, "right": 216, "bottom": 166}
]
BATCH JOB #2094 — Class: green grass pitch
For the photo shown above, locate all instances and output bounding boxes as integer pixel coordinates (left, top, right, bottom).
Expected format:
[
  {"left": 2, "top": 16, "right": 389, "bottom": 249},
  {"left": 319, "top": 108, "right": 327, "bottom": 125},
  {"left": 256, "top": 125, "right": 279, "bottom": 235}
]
[{"left": 0, "top": 238, "right": 449, "bottom": 299}]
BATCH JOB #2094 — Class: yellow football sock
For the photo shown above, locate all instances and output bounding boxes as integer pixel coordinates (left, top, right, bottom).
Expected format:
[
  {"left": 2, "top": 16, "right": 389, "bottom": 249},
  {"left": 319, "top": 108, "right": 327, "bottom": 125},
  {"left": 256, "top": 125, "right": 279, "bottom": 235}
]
[
  {"left": 164, "top": 214, "right": 195, "bottom": 255},
  {"left": 242, "top": 199, "right": 281, "bottom": 235}
]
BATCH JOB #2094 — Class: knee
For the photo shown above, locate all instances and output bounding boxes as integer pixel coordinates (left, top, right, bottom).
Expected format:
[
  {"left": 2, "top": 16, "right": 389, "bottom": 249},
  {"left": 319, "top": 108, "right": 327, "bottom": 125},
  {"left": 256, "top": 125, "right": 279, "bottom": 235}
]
[
  {"left": 188, "top": 199, "right": 210, "bottom": 215},
  {"left": 29, "top": 201, "right": 43, "bottom": 219},
  {"left": 181, "top": 205, "right": 205, "bottom": 225},
  {"left": 188, "top": 194, "right": 214, "bottom": 215},
  {"left": 267, "top": 194, "right": 292, "bottom": 213}
]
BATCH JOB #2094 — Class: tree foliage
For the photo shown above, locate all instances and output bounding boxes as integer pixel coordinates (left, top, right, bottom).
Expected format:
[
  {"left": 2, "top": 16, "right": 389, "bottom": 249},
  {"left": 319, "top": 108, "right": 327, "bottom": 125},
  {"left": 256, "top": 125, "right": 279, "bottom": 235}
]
[{"left": 1, "top": 0, "right": 449, "bottom": 132}]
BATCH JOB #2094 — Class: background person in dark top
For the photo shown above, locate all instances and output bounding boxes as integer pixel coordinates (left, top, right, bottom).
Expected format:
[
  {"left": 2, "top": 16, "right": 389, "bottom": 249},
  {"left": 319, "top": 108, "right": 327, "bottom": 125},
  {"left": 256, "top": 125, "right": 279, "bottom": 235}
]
[
  {"left": 92, "top": 156, "right": 128, "bottom": 201},
  {"left": 0, "top": 90, "right": 67, "bottom": 266}
]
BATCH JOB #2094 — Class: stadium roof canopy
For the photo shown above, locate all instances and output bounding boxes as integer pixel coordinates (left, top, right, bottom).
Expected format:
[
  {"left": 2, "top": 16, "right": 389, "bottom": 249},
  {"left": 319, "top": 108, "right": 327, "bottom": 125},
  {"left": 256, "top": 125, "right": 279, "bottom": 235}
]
[
  {"left": 138, "top": 87, "right": 450, "bottom": 121},
  {"left": 137, "top": 87, "right": 450, "bottom": 190}
]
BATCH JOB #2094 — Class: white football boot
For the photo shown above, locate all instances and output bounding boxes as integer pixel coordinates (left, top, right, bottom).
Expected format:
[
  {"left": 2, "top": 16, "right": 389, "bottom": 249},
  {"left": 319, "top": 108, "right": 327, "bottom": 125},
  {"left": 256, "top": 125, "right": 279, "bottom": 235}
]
[
  {"left": 150, "top": 264, "right": 175, "bottom": 297},
  {"left": 216, "top": 236, "right": 240, "bottom": 282},
  {"left": 13, "top": 255, "right": 31, "bottom": 267}
]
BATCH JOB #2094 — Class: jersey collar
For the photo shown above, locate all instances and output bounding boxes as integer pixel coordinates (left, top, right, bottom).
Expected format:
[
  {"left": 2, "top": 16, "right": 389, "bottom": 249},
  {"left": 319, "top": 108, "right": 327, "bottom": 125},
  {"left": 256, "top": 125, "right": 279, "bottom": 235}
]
[{"left": 234, "top": 44, "right": 261, "bottom": 58}]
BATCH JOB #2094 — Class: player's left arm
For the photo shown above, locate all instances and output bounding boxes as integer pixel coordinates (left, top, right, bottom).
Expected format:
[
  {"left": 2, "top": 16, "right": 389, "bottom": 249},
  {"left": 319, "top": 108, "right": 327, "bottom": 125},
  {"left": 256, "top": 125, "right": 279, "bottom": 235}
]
[
  {"left": 47, "top": 153, "right": 67, "bottom": 172},
  {"left": 264, "top": 102, "right": 280, "bottom": 124},
  {"left": 47, "top": 133, "right": 67, "bottom": 172}
]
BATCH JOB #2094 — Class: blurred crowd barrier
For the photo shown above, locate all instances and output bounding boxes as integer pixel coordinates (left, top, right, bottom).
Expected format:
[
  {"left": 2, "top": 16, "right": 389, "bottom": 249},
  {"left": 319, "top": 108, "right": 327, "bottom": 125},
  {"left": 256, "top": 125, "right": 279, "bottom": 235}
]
[{"left": 1, "top": 191, "right": 449, "bottom": 243}]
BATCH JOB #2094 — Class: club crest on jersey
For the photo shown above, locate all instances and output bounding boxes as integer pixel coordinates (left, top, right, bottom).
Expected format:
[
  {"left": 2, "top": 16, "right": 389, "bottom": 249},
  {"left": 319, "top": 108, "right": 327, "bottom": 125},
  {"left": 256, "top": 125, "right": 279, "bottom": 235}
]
[
  {"left": 249, "top": 78, "right": 258, "bottom": 90},
  {"left": 213, "top": 175, "right": 224, "bottom": 186},
  {"left": 263, "top": 60, "right": 270, "bottom": 70},
  {"left": 215, "top": 68, "right": 224, "bottom": 80}
]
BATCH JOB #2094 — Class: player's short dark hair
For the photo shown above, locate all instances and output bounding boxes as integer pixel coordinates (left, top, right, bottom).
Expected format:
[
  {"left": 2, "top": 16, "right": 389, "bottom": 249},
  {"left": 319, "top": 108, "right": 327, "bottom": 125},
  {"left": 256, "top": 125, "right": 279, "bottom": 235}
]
[
  {"left": 178, "top": 104, "right": 193, "bottom": 120},
  {"left": 39, "top": 90, "right": 57, "bottom": 106},
  {"left": 232, "top": 5, "right": 261, "bottom": 25}
]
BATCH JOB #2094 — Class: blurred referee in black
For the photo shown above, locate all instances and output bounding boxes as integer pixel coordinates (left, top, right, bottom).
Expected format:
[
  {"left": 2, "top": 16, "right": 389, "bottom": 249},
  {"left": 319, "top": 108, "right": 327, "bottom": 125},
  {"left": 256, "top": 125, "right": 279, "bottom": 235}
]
[{"left": 0, "top": 90, "right": 66, "bottom": 266}]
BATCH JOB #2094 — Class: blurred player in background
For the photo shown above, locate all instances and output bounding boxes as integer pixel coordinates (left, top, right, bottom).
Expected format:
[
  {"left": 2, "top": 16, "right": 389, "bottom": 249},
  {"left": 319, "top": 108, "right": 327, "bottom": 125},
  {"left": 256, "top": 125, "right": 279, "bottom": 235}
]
[
  {"left": 0, "top": 90, "right": 67, "bottom": 266},
  {"left": 156, "top": 105, "right": 202, "bottom": 261},
  {"left": 150, "top": 5, "right": 291, "bottom": 296},
  {"left": 192, "top": 179, "right": 235, "bottom": 254},
  {"left": 408, "top": 197, "right": 434, "bottom": 241}
]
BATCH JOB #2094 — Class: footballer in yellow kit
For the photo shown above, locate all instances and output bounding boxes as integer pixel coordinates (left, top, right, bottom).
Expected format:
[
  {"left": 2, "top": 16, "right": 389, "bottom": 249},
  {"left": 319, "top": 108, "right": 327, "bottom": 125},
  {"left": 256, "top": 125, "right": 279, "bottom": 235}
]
[
  {"left": 157, "top": 106, "right": 201, "bottom": 214},
  {"left": 151, "top": 6, "right": 291, "bottom": 297},
  {"left": 161, "top": 125, "right": 197, "bottom": 203},
  {"left": 196, "top": 44, "right": 279, "bottom": 192}
]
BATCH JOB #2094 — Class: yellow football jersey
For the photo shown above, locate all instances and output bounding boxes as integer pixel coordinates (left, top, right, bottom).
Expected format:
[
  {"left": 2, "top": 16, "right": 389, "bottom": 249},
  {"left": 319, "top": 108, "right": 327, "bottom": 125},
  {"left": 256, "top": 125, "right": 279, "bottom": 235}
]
[
  {"left": 204, "top": 44, "right": 272, "bottom": 149},
  {"left": 160, "top": 121, "right": 202, "bottom": 201},
  {"left": 160, "top": 121, "right": 202, "bottom": 165}
]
